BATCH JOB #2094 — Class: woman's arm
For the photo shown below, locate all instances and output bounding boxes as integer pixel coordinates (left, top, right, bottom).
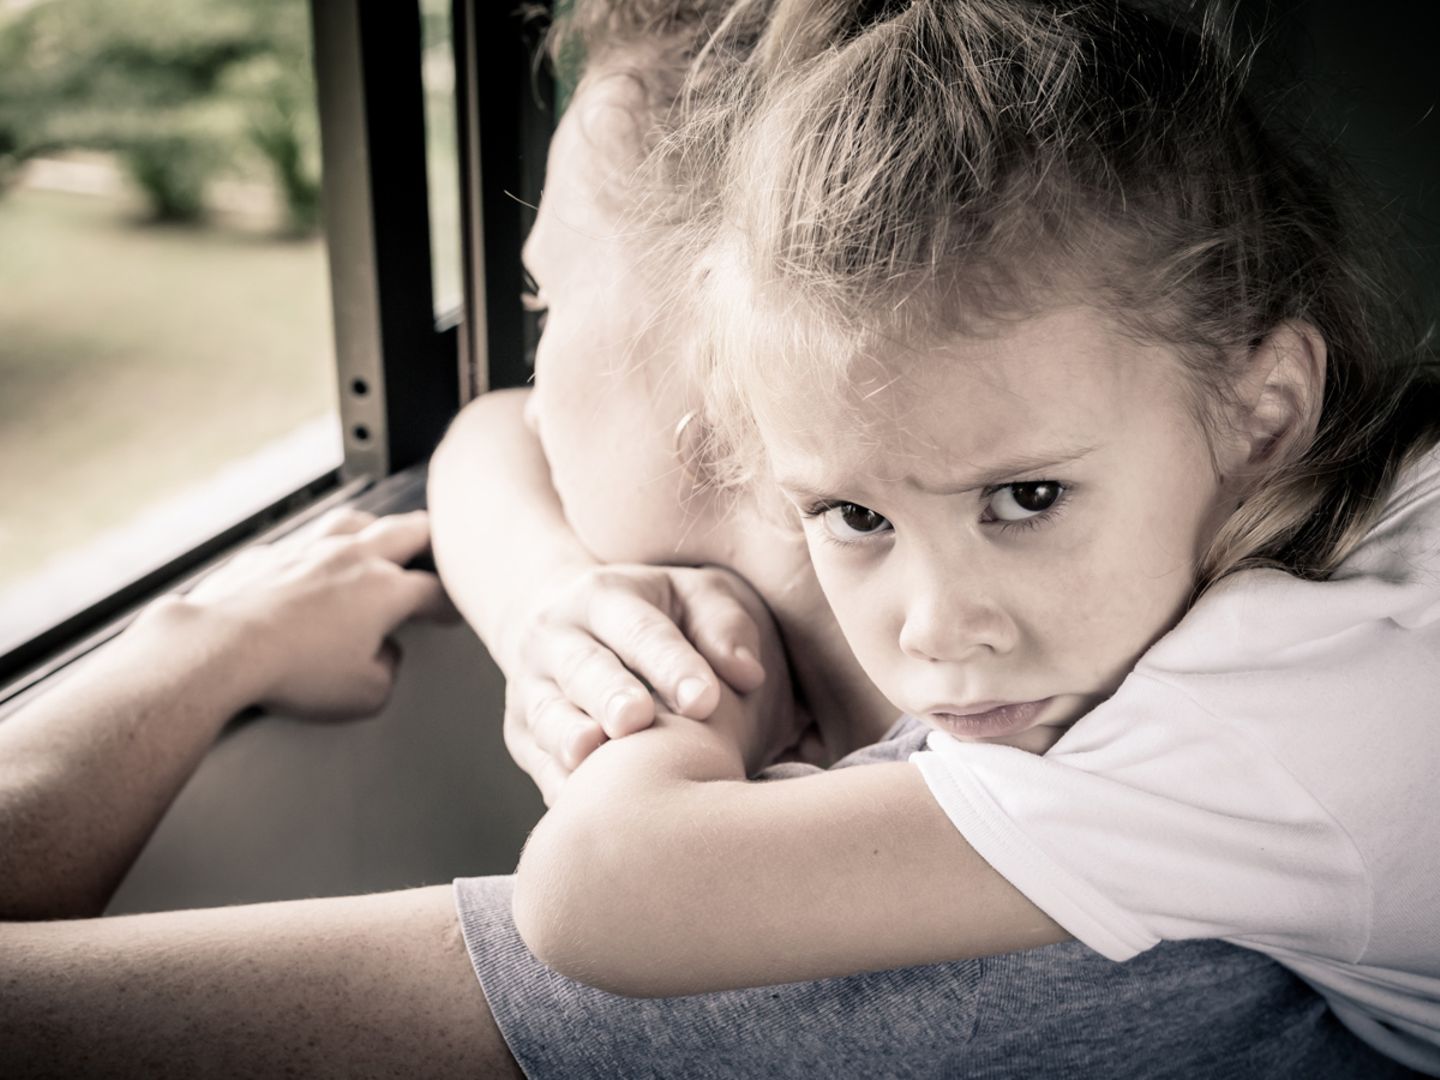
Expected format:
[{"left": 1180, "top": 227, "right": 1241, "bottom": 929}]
[
  {"left": 0, "top": 605, "right": 257, "bottom": 919},
  {"left": 513, "top": 694, "right": 1067, "bottom": 998},
  {"left": 0, "top": 511, "right": 443, "bottom": 919},
  {"left": 0, "top": 887, "right": 521, "bottom": 1080},
  {"left": 0, "top": 512, "right": 522, "bottom": 1076}
]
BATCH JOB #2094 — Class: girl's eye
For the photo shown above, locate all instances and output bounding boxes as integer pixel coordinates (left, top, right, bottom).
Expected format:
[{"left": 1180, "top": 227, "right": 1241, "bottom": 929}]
[
  {"left": 984, "top": 482, "right": 1065, "bottom": 523},
  {"left": 818, "top": 502, "right": 892, "bottom": 542}
]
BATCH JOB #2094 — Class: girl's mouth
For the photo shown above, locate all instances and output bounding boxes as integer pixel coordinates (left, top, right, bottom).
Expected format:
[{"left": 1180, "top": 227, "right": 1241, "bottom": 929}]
[{"left": 926, "top": 698, "right": 1054, "bottom": 740}]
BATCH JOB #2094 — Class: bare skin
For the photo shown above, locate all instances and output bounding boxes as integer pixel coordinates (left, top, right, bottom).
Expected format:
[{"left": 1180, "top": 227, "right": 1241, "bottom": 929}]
[
  {"left": 512, "top": 316, "right": 1324, "bottom": 997},
  {"left": 427, "top": 73, "right": 897, "bottom": 801},
  {"left": 2, "top": 888, "right": 519, "bottom": 1079},
  {"left": 0, "top": 512, "right": 522, "bottom": 1078}
]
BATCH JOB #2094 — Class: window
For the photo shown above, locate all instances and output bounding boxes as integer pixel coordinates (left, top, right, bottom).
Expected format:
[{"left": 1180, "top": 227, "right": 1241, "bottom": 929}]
[
  {"left": 0, "top": 0, "right": 340, "bottom": 664},
  {"left": 0, "top": 0, "right": 491, "bottom": 690},
  {"left": 421, "top": 0, "right": 463, "bottom": 320}
]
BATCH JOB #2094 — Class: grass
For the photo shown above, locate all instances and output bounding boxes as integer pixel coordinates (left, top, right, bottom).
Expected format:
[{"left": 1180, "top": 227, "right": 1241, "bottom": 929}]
[{"left": 0, "top": 185, "right": 337, "bottom": 587}]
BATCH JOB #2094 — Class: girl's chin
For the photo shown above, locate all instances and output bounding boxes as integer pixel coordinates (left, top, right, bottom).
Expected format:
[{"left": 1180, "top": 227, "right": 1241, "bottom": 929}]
[{"left": 983, "top": 723, "right": 1071, "bottom": 755}]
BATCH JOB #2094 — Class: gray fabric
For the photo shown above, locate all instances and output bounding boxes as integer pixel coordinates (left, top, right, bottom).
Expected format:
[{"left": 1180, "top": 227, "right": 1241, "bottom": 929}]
[{"left": 455, "top": 719, "right": 1421, "bottom": 1079}]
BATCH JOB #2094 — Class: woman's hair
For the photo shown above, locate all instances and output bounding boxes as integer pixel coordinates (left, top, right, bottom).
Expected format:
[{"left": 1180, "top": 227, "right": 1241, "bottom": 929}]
[
  {"left": 544, "top": 1, "right": 719, "bottom": 113},
  {"left": 688, "top": 0, "right": 1439, "bottom": 589},
  {"left": 536, "top": 0, "right": 775, "bottom": 298}
]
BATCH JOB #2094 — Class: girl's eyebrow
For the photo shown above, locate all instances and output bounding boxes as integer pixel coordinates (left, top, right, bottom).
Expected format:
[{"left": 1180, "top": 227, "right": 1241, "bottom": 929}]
[
  {"left": 776, "top": 445, "right": 1096, "bottom": 503},
  {"left": 901, "top": 445, "right": 1098, "bottom": 495}
]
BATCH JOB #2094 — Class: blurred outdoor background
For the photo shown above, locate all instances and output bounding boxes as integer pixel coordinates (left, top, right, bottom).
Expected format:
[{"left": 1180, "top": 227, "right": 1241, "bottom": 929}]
[{"left": 0, "top": 0, "right": 458, "bottom": 654}]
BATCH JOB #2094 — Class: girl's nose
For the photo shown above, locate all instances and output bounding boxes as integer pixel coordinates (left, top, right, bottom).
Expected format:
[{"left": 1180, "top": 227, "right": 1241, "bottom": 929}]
[{"left": 897, "top": 576, "right": 1017, "bottom": 663}]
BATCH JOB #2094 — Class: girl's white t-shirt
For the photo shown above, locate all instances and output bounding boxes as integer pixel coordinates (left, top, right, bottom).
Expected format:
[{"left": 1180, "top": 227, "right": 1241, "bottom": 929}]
[{"left": 911, "top": 443, "right": 1440, "bottom": 1076}]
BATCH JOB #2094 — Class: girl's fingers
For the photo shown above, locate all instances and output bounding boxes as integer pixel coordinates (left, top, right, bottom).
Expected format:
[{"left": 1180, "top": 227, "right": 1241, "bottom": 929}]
[
  {"left": 562, "top": 718, "right": 608, "bottom": 770},
  {"left": 356, "top": 511, "right": 433, "bottom": 566},
  {"left": 582, "top": 589, "right": 721, "bottom": 721},
  {"left": 673, "top": 573, "right": 768, "bottom": 694},
  {"left": 538, "top": 628, "right": 656, "bottom": 739},
  {"left": 503, "top": 709, "right": 574, "bottom": 807},
  {"left": 517, "top": 681, "right": 605, "bottom": 771}
]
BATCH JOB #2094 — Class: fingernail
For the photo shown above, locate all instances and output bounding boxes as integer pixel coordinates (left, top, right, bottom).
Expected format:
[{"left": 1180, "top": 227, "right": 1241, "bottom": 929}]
[
  {"left": 733, "top": 645, "right": 761, "bottom": 671},
  {"left": 564, "top": 722, "right": 594, "bottom": 767},
  {"left": 676, "top": 676, "right": 709, "bottom": 712},
  {"left": 607, "top": 690, "right": 640, "bottom": 727}
]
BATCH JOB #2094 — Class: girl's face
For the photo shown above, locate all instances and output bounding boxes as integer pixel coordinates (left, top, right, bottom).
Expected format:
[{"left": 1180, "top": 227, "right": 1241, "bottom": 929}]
[{"left": 755, "top": 307, "right": 1233, "bottom": 753}]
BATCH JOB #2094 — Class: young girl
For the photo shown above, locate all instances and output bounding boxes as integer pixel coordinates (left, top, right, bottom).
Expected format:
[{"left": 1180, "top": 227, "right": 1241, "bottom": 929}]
[{"left": 512, "top": 0, "right": 1440, "bottom": 1073}]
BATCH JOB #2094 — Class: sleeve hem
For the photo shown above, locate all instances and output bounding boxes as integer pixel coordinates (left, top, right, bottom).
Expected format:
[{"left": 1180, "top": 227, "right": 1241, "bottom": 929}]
[{"left": 910, "top": 746, "right": 1157, "bottom": 963}]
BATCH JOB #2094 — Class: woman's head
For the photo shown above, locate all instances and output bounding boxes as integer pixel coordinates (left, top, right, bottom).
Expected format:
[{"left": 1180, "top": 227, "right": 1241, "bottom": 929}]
[
  {"left": 521, "top": 0, "right": 772, "bottom": 560},
  {"left": 689, "top": 0, "right": 1436, "bottom": 738}
]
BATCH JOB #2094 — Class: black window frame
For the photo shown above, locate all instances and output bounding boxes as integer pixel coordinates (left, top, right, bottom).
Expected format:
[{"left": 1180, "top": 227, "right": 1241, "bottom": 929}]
[{"left": 0, "top": 0, "right": 552, "bottom": 701}]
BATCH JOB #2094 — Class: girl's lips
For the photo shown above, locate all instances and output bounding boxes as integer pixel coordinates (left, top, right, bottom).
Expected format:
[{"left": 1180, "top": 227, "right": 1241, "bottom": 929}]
[{"left": 926, "top": 698, "right": 1054, "bottom": 740}]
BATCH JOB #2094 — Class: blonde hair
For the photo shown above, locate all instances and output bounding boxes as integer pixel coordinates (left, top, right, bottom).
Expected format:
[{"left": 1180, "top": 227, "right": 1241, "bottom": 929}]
[{"left": 683, "top": 0, "right": 1439, "bottom": 590}]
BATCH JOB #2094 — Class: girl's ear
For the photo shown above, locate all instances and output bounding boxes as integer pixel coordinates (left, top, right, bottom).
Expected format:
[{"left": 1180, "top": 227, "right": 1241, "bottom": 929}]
[{"left": 1222, "top": 321, "right": 1327, "bottom": 481}]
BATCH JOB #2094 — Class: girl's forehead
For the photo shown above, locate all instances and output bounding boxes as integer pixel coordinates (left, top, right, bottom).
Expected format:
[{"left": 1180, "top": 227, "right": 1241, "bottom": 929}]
[
  {"left": 756, "top": 307, "right": 1171, "bottom": 409},
  {"left": 750, "top": 308, "right": 1199, "bottom": 481}
]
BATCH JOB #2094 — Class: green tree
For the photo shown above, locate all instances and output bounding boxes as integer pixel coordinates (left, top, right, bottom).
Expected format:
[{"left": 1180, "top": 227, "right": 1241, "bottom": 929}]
[{"left": 0, "top": 0, "right": 320, "bottom": 231}]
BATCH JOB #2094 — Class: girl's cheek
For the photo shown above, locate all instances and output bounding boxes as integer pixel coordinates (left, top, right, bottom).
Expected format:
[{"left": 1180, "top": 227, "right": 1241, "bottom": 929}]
[{"left": 813, "top": 552, "right": 888, "bottom": 644}]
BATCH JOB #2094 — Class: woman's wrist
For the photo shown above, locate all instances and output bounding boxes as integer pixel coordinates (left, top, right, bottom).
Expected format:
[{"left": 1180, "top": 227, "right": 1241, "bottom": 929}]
[{"left": 120, "top": 596, "right": 272, "bottom": 719}]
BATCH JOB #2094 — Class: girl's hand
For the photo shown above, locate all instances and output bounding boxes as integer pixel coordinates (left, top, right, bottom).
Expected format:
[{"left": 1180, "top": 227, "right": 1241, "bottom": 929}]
[
  {"left": 501, "top": 565, "right": 772, "bottom": 803},
  {"left": 154, "top": 508, "right": 453, "bottom": 720}
]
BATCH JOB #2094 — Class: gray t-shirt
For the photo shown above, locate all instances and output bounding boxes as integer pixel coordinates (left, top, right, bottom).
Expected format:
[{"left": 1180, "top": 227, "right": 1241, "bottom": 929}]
[{"left": 454, "top": 718, "right": 1421, "bottom": 1078}]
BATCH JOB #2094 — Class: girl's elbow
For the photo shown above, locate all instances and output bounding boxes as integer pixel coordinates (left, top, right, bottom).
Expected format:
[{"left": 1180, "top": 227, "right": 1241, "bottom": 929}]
[
  {"left": 511, "top": 828, "right": 578, "bottom": 976},
  {"left": 512, "top": 814, "right": 671, "bottom": 997}
]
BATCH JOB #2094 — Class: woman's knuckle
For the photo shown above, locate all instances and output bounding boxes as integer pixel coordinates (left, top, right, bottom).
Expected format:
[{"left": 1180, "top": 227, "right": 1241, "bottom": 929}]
[
  {"left": 312, "top": 536, "right": 354, "bottom": 562},
  {"left": 326, "top": 508, "right": 371, "bottom": 532}
]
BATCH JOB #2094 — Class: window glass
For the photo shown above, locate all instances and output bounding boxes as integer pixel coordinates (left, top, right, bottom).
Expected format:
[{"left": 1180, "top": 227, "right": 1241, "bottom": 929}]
[
  {"left": 421, "top": 0, "right": 462, "bottom": 318},
  {"left": 0, "top": 0, "right": 340, "bottom": 659}
]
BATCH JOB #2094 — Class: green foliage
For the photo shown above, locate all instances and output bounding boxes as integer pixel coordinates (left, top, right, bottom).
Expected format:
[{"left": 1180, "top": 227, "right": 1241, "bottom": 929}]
[
  {"left": 226, "top": 51, "right": 321, "bottom": 235},
  {"left": 0, "top": 0, "right": 321, "bottom": 232},
  {"left": 121, "top": 136, "right": 217, "bottom": 222}
]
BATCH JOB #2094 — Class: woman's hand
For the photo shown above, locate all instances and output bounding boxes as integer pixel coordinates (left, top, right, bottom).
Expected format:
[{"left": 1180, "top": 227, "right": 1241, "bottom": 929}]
[
  {"left": 164, "top": 508, "right": 453, "bottom": 720},
  {"left": 0, "top": 508, "right": 453, "bottom": 919},
  {"left": 501, "top": 564, "right": 774, "bottom": 803}
]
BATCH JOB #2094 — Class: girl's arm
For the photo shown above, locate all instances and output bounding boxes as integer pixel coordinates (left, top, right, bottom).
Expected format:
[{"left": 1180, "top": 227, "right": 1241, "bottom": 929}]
[
  {"left": 427, "top": 389, "right": 597, "bottom": 677},
  {"left": 514, "top": 689, "right": 1067, "bottom": 998},
  {"left": 0, "top": 510, "right": 444, "bottom": 920}
]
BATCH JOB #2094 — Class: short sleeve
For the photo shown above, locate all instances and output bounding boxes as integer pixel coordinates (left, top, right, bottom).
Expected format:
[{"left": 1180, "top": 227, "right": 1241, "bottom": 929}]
[{"left": 909, "top": 670, "right": 1371, "bottom": 964}]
